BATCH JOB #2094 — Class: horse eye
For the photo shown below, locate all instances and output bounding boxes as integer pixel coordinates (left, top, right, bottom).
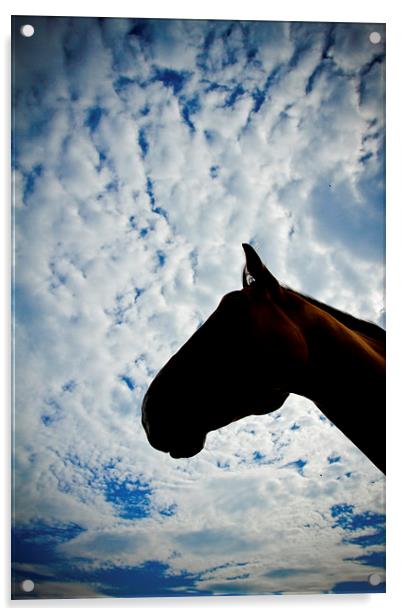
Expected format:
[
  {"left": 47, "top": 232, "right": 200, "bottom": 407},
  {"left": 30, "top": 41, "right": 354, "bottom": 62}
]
[{"left": 246, "top": 274, "right": 256, "bottom": 286}]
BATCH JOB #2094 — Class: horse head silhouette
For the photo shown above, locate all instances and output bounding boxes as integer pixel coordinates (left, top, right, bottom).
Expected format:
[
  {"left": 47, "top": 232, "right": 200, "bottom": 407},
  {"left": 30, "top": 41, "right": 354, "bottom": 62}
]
[{"left": 142, "top": 244, "right": 385, "bottom": 473}]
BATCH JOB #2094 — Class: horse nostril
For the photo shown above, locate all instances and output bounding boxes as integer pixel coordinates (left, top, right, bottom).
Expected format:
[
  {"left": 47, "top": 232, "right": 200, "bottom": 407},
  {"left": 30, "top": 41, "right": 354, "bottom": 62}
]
[
  {"left": 141, "top": 396, "right": 150, "bottom": 435},
  {"left": 141, "top": 391, "right": 172, "bottom": 453},
  {"left": 141, "top": 413, "right": 150, "bottom": 440},
  {"left": 144, "top": 421, "right": 171, "bottom": 453}
]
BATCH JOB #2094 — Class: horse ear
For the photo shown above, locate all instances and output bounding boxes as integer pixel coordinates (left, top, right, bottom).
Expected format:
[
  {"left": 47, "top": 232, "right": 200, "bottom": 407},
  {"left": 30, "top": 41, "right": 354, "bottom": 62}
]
[{"left": 242, "top": 243, "right": 280, "bottom": 296}]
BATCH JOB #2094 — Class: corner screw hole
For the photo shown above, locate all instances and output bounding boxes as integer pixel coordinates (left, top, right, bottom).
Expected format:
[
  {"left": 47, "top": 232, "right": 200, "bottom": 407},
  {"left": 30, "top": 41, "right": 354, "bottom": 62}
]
[
  {"left": 368, "top": 573, "right": 382, "bottom": 586},
  {"left": 21, "top": 579, "right": 35, "bottom": 592},
  {"left": 369, "top": 32, "right": 381, "bottom": 45},
  {"left": 20, "top": 24, "right": 35, "bottom": 38}
]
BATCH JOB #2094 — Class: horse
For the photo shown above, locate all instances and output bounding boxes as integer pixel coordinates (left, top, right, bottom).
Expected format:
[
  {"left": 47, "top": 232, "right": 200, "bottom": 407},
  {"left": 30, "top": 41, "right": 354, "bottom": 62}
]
[{"left": 142, "top": 244, "right": 386, "bottom": 474}]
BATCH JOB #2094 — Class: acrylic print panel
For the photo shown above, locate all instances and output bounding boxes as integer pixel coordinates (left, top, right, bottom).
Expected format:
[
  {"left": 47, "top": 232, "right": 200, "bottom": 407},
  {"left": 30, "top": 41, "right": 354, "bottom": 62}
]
[{"left": 11, "top": 15, "right": 385, "bottom": 600}]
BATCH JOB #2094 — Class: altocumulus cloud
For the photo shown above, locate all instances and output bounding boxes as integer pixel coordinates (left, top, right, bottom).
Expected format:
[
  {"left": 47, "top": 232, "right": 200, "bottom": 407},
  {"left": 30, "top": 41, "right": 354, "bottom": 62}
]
[{"left": 12, "top": 16, "right": 385, "bottom": 598}]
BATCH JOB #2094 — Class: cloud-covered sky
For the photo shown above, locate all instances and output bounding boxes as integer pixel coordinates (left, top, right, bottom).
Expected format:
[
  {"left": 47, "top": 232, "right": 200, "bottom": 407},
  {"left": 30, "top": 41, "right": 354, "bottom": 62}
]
[{"left": 12, "top": 16, "right": 385, "bottom": 599}]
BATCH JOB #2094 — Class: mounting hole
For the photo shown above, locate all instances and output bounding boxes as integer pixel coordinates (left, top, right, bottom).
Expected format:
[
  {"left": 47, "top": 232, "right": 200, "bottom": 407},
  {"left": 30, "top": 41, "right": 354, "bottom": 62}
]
[
  {"left": 20, "top": 24, "right": 35, "bottom": 38},
  {"left": 21, "top": 579, "right": 35, "bottom": 592},
  {"left": 368, "top": 573, "right": 382, "bottom": 586},
  {"left": 369, "top": 31, "right": 381, "bottom": 45}
]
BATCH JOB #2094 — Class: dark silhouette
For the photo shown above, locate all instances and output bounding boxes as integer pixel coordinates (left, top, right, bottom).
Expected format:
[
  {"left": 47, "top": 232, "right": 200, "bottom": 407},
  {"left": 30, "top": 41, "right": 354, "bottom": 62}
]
[{"left": 142, "top": 244, "right": 385, "bottom": 474}]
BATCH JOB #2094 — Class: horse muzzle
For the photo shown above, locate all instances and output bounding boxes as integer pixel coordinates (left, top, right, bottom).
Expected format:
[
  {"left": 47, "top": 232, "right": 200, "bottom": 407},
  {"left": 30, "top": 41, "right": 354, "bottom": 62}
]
[{"left": 141, "top": 389, "right": 207, "bottom": 458}]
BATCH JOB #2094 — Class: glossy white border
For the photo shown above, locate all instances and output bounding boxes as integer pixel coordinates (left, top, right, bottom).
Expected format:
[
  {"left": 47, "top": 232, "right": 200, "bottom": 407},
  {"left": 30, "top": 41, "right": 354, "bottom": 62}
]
[{"left": 2, "top": 2, "right": 400, "bottom": 613}]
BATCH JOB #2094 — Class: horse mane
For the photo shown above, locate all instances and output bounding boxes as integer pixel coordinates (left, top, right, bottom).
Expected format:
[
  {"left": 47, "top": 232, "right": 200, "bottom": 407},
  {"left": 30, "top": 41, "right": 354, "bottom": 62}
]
[{"left": 290, "top": 288, "right": 386, "bottom": 344}]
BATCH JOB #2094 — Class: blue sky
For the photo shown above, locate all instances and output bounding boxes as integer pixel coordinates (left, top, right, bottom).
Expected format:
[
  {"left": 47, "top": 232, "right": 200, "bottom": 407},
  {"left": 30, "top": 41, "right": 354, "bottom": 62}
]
[{"left": 12, "top": 16, "right": 385, "bottom": 599}]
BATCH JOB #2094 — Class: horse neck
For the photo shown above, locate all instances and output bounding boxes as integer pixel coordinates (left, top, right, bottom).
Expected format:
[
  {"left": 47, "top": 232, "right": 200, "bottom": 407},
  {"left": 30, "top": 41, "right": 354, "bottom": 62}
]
[
  {"left": 302, "top": 319, "right": 383, "bottom": 406},
  {"left": 285, "top": 292, "right": 385, "bottom": 473}
]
